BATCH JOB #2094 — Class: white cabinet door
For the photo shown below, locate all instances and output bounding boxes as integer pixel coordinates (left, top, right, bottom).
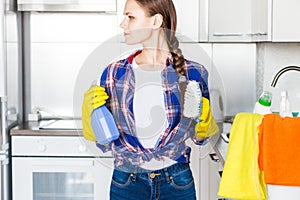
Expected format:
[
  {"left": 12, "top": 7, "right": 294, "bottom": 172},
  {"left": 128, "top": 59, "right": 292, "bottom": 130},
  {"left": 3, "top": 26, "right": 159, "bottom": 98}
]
[
  {"left": 117, "top": 0, "right": 200, "bottom": 42},
  {"left": 212, "top": 44, "right": 256, "bottom": 117},
  {"left": 199, "top": 141, "right": 222, "bottom": 200},
  {"left": 189, "top": 142, "right": 201, "bottom": 200},
  {"left": 17, "top": 0, "right": 117, "bottom": 12},
  {"left": 172, "top": 0, "right": 199, "bottom": 42},
  {"left": 179, "top": 43, "right": 225, "bottom": 122},
  {"left": 208, "top": 152, "right": 222, "bottom": 200},
  {"left": 208, "top": 0, "right": 270, "bottom": 42},
  {"left": 272, "top": 0, "right": 300, "bottom": 41}
]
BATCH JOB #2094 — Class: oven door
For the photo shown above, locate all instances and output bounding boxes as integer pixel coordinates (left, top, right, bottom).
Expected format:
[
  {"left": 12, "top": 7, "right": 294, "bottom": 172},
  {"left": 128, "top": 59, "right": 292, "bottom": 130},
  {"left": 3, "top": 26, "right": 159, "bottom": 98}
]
[{"left": 12, "top": 157, "right": 114, "bottom": 200}]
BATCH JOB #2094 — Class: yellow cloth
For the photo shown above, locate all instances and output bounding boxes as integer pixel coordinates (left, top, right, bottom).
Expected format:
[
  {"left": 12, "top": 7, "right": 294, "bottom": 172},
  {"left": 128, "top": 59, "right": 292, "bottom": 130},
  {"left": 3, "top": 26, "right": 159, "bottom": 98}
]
[{"left": 218, "top": 112, "right": 267, "bottom": 200}]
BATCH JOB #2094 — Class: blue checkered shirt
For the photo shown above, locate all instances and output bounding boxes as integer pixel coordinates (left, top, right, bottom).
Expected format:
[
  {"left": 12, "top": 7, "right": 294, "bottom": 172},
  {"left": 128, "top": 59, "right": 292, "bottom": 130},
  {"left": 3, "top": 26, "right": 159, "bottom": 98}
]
[{"left": 96, "top": 51, "right": 209, "bottom": 167}]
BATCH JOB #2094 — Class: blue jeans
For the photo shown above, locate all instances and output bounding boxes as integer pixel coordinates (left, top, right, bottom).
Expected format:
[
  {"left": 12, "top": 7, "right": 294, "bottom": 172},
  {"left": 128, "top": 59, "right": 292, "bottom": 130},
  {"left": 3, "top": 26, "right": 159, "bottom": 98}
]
[{"left": 110, "top": 162, "right": 196, "bottom": 200}]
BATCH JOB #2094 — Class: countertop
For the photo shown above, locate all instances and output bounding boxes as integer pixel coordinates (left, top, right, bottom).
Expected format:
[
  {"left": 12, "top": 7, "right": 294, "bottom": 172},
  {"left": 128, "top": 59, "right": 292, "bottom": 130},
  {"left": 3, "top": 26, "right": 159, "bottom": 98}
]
[
  {"left": 10, "top": 119, "right": 83, "bottom": 136},
  {"left": 10, "top": 119, "right": 229, "bottom": 166}
]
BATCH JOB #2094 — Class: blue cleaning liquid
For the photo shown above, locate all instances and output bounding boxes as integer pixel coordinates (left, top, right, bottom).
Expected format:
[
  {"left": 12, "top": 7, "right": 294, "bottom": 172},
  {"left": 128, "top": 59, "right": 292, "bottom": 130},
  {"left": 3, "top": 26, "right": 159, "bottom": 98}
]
[{"left": 91, "top": 105, "right": 120, "bottom": 145}]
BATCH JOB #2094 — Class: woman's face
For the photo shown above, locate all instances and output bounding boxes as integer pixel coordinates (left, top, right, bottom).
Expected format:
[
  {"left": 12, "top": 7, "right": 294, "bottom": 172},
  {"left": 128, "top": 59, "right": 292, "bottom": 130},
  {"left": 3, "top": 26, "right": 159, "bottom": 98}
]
[{"left": 120, "top": 0, "right": 155, "bottom": 45}]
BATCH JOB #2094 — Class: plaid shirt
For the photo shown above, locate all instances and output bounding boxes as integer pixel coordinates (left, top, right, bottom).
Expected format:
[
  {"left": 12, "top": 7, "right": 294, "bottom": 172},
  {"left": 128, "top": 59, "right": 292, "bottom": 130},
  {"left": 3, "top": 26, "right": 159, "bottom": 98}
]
[{"left": 97, "top": 50, "right": 209, "bottom": 167}]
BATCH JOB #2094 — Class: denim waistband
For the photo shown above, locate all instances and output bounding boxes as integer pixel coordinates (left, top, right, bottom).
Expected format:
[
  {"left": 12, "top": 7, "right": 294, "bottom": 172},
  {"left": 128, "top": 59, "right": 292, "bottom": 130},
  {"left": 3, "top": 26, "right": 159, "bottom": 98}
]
[
  {"left": 116, "top": 161, "right": 189, "bottom": 173},
  {"left": 115, "top": 162, "right": 190, "bottom": 182}
]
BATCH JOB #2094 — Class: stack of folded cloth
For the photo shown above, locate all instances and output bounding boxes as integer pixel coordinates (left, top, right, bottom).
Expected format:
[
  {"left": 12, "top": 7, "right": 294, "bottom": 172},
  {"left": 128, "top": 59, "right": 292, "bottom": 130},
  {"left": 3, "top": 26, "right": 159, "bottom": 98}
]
[
  {"left": 218, "top": 113, "right": 300, "bottom": 200},
  {"left": 259, "top": 114, "right": 300, "bottom": 186}
]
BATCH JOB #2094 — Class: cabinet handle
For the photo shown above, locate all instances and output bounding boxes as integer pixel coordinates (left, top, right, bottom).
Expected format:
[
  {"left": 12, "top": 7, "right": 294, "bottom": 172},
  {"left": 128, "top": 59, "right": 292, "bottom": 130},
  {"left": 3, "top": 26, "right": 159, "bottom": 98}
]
[
  {"left": 213, "top": 33, "right": 243, "bottom": 36},
  {"left": 212, "top": 32, "right": 267, "bottom": 37},
  {"left": 33, "top": 159, "right": 94, "bottom": 167},
  {"left": 248, "top": 32, "right": 267, "bottom": 36},
  {"left": 218, "top": 171, "right": 223, "bottom": 177},
  {"left": 209, "top": 153, "right": 220, "bottom": 163}
]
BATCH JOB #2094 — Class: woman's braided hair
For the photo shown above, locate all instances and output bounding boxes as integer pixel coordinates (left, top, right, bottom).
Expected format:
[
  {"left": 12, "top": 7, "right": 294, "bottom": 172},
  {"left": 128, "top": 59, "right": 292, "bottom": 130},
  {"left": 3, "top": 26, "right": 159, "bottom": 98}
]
[{"left": 135, "top": 0, "right": 186, "bottom": 76}]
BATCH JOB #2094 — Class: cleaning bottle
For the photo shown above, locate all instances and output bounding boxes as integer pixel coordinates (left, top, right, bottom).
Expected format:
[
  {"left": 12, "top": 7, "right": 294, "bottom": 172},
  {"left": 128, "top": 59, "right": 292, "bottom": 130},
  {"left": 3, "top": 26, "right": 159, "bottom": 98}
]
[
  {"left": 253, "top": 91, "right": 272, "bottom": 114},
  {"left": 279, "top": 90, "right": 293, "bottom": 117},
  {"left": 91, "top": 105, "right": 120, "bottom": 145}
]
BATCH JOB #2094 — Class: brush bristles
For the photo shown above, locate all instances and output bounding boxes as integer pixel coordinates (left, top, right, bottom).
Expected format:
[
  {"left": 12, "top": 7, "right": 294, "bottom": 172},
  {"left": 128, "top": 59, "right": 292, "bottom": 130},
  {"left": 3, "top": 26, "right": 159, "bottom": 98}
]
[{"left": 183, "top": 81, "right": 202, "bottom": 118}]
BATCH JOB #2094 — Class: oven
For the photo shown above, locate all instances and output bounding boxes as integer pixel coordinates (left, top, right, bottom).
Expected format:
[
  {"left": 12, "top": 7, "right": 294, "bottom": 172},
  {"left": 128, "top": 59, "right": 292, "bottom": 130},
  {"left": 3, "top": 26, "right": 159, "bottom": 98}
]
[{"left": 11, "top": 135, "right": 114, "bottom": 200}]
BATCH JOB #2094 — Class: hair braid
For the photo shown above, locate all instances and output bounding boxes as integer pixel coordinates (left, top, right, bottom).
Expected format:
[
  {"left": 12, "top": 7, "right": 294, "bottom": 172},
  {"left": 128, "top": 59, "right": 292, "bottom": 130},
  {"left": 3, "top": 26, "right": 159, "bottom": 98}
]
[{"left": 167, "top": 31, "right": 185, "bottom": 76}]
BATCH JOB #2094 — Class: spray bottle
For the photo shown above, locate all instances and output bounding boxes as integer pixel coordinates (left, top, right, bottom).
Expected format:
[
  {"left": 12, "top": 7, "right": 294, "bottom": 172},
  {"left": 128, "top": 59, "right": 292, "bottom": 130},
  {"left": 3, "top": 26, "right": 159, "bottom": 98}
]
[
  {"left": 279, "top": 90, "right": 293, "bottom": 117},
  {"left": 90, "top": 82, "right": 120, "bottom": 145}
]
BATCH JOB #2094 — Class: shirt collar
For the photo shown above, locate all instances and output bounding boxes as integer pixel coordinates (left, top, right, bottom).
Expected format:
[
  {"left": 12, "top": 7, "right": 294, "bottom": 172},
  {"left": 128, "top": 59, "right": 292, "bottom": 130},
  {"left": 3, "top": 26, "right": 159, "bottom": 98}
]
[
  {"left": 127, "top": 50, "right": 142, "bottom": 64},
  {"left": 126, "top": 50, "right": 174, "bottom": 67}
]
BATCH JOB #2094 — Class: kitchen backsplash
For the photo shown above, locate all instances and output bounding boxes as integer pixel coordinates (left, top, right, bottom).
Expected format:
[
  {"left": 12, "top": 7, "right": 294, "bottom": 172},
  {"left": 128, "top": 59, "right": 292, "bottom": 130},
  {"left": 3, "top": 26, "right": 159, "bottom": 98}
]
[{"left": 257, "top": 43, "right": 300, "bottom": 113}]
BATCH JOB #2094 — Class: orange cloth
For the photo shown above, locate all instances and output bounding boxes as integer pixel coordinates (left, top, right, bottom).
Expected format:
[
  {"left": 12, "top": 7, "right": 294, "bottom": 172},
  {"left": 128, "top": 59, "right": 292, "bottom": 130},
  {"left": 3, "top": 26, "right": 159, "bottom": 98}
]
[{"left": 259, "top": 114, "right": 300, "bottom": 186}]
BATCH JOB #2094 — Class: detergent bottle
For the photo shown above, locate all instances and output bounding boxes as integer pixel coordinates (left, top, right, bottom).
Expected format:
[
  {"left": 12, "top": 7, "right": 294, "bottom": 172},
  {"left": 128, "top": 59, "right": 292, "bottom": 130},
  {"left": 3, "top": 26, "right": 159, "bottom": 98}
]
[{"left": 253, "top": 91, "right": 272, "bottom": 115}]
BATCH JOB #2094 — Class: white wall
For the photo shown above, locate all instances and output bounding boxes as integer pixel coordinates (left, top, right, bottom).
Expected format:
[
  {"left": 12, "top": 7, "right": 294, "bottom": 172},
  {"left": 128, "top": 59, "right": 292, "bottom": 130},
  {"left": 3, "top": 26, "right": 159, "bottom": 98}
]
[{"left": 29, "top": 13, "right": 119, "bottom": 117}]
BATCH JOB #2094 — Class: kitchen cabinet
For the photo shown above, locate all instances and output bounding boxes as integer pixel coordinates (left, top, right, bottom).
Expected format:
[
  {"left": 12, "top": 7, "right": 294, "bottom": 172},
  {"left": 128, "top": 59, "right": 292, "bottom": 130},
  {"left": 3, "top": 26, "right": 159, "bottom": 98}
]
[
  {"left": 199, "top": 138, "right": 223, "bottom": 200},
  {"left": 17, "top": 0, "right": 117, "bottom": 12},
  {"left": 189, "top": 142, "right": 201, "bottom": 199},
  {"left": 30, "top": 12, "right": 118, "bottom": 43},
  {"left": 212, "top": 43, "right": 256, "bottom": 116},
  {"left": 117, "top": 0, "right": 200, "bottom": 42},
  {"left": 189, "top": 138, "right": 222, "bottom": 200},
  {"left": 207, "top": 0, "right": 271, "bottom": 42},
  {"left": 11, "top": 135, "right": 114, "bottom": 200},
  {"left": 179, "top": 43, "right": 225, "bottom": 123},
  {"left": 272, "top": 0, "right": 300, "bottom": 42},
  {"left": 172, "top": 0, "right": 200, "bottom": 42},
  {"left": 208, "top": 152, "right": 222, "bottom": 200}
]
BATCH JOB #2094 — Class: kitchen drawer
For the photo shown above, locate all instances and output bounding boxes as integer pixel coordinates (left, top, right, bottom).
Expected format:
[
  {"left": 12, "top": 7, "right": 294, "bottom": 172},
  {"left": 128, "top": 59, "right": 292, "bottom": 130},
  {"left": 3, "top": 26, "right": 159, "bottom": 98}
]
[{"left": 11, "top": 136, "right": 112, "bottom": 157}]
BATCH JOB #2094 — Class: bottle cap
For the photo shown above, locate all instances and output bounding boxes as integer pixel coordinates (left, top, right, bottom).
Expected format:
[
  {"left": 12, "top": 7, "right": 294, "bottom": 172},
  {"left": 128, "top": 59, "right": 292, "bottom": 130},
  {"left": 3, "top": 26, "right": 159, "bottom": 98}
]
[
  {"left": 281, "top": 90, "right": 287, "bottom": 97},
  {"left": 259, "top": 91, "right": 272, "bottom": 106},
  {"left": 259, "top": 98, "right": 271, "bottom": 106}
]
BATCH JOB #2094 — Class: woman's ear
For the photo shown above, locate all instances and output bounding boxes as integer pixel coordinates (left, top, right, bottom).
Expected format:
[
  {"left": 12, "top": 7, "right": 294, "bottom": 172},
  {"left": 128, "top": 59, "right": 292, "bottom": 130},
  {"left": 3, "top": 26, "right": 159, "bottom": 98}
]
[{"left": 152, "top": 14, "right": 163, "bottom": 29}]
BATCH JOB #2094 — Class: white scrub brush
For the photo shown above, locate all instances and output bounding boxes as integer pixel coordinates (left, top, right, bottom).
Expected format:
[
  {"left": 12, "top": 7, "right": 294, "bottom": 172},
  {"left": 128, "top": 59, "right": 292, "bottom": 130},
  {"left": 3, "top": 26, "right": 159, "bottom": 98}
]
[{"left": 183, "top": 80, "right": 202, "bottom": 120}]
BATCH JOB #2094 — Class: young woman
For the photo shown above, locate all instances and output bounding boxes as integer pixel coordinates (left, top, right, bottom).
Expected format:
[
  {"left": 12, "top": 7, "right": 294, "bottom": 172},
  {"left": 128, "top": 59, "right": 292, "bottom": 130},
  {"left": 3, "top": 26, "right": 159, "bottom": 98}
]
[{"left": 82, "top": 0, "right": 214, "bottom": 199}]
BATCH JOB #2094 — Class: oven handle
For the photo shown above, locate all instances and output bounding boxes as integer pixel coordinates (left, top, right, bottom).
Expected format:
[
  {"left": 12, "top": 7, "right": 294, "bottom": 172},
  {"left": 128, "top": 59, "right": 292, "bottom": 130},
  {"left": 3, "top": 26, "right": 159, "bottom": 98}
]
[{"left": 32, "top": 159, "right": 94, "bottom": 167}]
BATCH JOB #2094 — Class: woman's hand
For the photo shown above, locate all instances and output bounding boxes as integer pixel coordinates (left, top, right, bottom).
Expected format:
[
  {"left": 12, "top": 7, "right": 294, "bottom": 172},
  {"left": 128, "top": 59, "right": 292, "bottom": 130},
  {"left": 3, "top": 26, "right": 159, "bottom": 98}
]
[
  {"left": 195, "top": 97, "right": 219, "bottom": 138},
  {"left": 82, "top": 85, "right": 109, "bottom": 141}
]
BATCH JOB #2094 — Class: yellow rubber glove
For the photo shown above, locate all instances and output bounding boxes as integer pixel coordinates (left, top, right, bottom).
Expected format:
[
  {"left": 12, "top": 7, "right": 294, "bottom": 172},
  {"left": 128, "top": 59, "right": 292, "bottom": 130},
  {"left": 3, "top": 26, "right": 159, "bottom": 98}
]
[
  {"left": 82, "top": 85, "right": 109, "bottom": 141},
  {"left": 195, "top": 97, "right": 219, "bottom": 138}
]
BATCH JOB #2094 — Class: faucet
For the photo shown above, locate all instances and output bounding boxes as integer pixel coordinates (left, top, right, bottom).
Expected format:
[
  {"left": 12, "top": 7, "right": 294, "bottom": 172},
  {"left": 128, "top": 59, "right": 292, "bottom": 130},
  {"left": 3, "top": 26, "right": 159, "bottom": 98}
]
[{"left": 271, "top": 66, "right": 300, "bottom": 87}]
